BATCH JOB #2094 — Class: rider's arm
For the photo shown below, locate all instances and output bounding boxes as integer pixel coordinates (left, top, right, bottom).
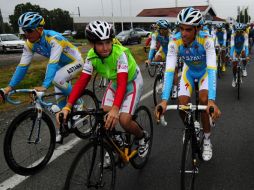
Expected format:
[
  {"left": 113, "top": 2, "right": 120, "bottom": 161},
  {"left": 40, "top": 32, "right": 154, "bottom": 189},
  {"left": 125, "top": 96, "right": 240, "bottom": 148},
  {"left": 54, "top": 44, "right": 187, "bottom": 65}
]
[
  {"left": 9, "top": 43, "right": 33, "bottom": 88},
  {"left": 67, "top": 59, "right": 93, "bottom": 107},
  {"left": 148, "top": 33, "right": 157, "bottom": 61},
  {"left": 205, "top": 37, "right": 217, "bottom": 101},
  {"left": 230, "top": 34, "right": 235, "bottom": 58},
  {"left": 223, "top": 30, "right": 227, "bottom": 47},
  {"left": 161, "top": 40, "right": 178, "bottom": 101},
  {"left": 244, "top": 32, "right": 249, "bottom": 57},
  {"left": 42, "top": 39, "right": 63, "bottom": 88},
  {"left": 113, "top": 53, "right": 128, "bottom": 108}
]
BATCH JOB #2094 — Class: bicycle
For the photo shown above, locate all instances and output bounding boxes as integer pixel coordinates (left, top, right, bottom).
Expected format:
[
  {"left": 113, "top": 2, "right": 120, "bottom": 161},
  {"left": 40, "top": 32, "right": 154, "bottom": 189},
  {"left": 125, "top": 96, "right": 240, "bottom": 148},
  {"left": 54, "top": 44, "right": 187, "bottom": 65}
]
[
  {"left": 152, "top": 61, "right": 165, "bottom": 106},
  {"left": 157, "top": 79, "right": 214, "bottom": 190},
  {"left": 64, "top": 106, "right": 153, "bottom": 190},
  {"left": 92, "top": 72, "right": 109, "bottom": 103},
  {"left": 232, "top": 57, "right": 247, "bottom": 100},
  {"left": 146, "top": 61, "right": 157, "bottom": 77},
  {"left": 215, "top": 46, "right": 226, "bottom": 79},
  {"left": 1, "top": 88, "right": 99, "bottom": 175}
]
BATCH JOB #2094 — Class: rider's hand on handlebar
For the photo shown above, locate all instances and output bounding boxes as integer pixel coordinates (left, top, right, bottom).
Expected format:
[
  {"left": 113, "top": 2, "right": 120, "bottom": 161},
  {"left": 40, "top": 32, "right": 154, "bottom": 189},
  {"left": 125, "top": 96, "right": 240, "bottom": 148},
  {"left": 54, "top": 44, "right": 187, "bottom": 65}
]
[
  {"left": 104, "top": 105, "right": 119, "bottom": 130},
  {"left": 145, "top": 60, "right": 151, "bottom": 66},
  {"left": 0, "top": 86, "right": 13, "bottom": 103},
  {"left": 34, "top": 86, "right": 47, "bottom": 92},
  {"left": 154, "top": 100, "right": 167, "bottom": 121},
  {"left": 207, "top": 100, "right": 221, "bottom": 121},
  {"left": 56, "top": 107, "right": 71, "bottom": 128},
  {"left": 246, "top": 56, "right": 250, "bottom": 62}
]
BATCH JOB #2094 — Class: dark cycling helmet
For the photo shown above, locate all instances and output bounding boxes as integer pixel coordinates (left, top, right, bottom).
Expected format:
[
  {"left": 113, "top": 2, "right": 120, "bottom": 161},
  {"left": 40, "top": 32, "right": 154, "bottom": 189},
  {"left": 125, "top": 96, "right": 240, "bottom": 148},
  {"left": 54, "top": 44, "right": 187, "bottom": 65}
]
[
  {"left": 156, "top": 19, "right": 170, "bottom": 29},
  {"left": 85, "top": 20, "right": 114, "bottom": 42},
  {"left": 234, "top": 23, "right": 244, "bottom": 31},
  {"left": 177, "top": 7, "right": 203, "bottom": 26},
  {"left": 216, "top": 23, "right": 223, "bottom": 29},
  {"left": 18, "top": 12, "right": 45, "bottom": 30}
]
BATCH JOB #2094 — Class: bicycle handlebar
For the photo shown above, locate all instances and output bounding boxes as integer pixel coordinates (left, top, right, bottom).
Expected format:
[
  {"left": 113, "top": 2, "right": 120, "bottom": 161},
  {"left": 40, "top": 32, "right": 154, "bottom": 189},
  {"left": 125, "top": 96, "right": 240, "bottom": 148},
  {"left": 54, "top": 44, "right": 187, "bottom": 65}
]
[{"left": 6, "top": 89, "right": 53, "bottom": 107}]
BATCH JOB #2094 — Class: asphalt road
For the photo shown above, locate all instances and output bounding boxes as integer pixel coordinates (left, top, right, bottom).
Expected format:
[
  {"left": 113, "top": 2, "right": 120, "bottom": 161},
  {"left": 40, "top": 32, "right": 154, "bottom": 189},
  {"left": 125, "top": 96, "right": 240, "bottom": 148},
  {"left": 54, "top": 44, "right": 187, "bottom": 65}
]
[{"left": 1, "top": 50, "right": 254, "bottom": 190}]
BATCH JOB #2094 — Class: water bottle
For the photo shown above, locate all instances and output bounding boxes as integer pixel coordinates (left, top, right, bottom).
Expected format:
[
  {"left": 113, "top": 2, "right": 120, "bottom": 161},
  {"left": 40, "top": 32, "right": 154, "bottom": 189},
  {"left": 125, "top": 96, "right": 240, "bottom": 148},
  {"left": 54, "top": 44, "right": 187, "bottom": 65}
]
[{"left": 49, "top": 104, "right": 61, "bottom": 114}]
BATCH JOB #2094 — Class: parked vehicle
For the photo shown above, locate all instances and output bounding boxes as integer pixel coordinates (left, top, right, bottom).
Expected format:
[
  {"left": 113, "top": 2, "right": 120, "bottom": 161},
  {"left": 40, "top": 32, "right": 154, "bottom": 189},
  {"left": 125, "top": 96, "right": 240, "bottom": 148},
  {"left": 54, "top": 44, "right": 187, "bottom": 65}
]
[
  {"left": 134, "top": 28, "right": 151, "bottom": 37},
  {"left": 0, "top": 34, "right": 25, "bottom": 53},
  {"left": 115, "top": 30, "right": 141, "bottom": 45}
]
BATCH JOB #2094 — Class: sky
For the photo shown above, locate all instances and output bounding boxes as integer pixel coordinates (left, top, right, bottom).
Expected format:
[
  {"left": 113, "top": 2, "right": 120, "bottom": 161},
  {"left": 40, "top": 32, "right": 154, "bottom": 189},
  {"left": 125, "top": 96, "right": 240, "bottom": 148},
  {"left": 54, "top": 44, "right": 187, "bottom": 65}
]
[{"left": 0, "top": 0, "right": 253, "bottom": 22}]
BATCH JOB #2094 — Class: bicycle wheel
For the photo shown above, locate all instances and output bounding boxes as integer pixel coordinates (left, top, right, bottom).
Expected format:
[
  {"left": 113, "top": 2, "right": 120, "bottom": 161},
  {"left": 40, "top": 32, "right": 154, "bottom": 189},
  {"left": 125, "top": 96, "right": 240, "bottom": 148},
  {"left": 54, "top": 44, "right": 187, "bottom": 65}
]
[
  {"left": 4, "top": 109, "right": 55, "bottom": 175},
  {"left": 147, "top": 63, "right": 156, "bottom": 77},
  {"left": 65, "top": 142, "right": 116, "bottom": 190},
  {"left": 130, "top": 106, "right": 153, "bottom": 169},
  {"left": 153, "top": 73, "right": 163, "bottom": 106},
  {"left": 237, "top": 68, "right": 241, "bottom": 100},
  {"left": 92, "top": 72, "right": 108, "bottom": 102},
  {"left": 73, "top": 89, "right": 100, "bottom": 139},
  {"left": 180, "top": 132, "right": 197, "bottom": 190},
  {"left": 217, "top": 54, "right": 221, "bottom": 79}
]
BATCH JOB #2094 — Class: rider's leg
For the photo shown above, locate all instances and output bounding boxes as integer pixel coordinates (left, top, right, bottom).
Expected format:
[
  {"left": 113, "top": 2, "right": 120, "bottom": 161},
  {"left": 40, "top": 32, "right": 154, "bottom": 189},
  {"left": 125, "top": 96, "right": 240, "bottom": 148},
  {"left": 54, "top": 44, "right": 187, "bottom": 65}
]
[
  {"left": 241, "top": 51, "right": 247, "bottom": 76},
  {"left": 221, "top": 49, "right": 226, "bottom": 72}
]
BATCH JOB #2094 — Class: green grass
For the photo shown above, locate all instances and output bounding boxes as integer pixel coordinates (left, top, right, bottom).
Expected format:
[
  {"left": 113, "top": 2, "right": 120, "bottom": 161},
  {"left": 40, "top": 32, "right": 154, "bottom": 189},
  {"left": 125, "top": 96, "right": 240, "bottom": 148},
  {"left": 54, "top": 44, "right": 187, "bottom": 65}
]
[{"left": 0, "top": 41, "right": 148, "bottom": 111}]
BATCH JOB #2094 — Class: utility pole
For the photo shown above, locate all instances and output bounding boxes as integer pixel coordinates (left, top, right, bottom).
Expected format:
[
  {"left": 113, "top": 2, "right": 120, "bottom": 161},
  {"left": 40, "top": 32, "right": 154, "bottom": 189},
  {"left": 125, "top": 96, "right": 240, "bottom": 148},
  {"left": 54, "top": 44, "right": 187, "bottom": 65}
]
[
  {"left": 120, "top": 0, "right": 124, "bottom": 32},
  {"left": 78, "top": 6, "right": 80, "bottom": 17}
]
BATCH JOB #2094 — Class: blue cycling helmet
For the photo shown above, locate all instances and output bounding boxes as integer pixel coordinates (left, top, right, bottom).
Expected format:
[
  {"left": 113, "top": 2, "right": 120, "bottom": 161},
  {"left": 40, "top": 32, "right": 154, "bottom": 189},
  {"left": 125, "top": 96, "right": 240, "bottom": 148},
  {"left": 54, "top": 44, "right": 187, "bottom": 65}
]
[
  {"left": 18, "top": 12, "right": 45, "bottom": 30},
  {"left": 234, "top": 23, "right": 244, "bottom": 31},
  {"left": 216, "top": 23, "right": 223, "bottom": 29},
  {"left": 177, "top": 7, "right": 203, "bottom": 26},
  {"left": 156, "top": 19, "right": 170, "bottom": 29}
]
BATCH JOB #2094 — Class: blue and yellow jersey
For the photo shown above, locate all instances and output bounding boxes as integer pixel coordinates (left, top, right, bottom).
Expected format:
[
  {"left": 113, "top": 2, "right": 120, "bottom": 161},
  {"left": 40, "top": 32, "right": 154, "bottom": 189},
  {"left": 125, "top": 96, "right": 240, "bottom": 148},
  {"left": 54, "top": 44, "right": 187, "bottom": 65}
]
[
  {"left": 162, "top": 31, "right": 217, "bottom": 101},
  {"left": 215, "top": 28, "right": 227, "bottom": 47},
  {"left": 9, "top": 29, "right": 83, "bottom": 88},
  {"left": 148, "top": 31, "right": 171, "bottom": 61},
  {"left": 230, "top": 31, "right": 249, "bottom": 57}
]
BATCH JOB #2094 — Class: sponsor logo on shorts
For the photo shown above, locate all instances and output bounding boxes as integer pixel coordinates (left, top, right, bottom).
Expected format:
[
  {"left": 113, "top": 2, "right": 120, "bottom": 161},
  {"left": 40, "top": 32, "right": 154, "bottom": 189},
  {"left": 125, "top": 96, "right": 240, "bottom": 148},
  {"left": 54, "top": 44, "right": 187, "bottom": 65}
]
[{"left": 67, "top": 63, "right": 82, "bottom": 74}]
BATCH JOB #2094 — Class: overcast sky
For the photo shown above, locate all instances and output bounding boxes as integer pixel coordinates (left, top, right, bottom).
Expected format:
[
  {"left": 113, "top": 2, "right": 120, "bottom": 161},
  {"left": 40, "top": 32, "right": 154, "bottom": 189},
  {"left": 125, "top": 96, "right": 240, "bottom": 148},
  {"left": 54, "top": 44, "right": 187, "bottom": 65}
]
[{"left": 0, "top": 0, "right": 253, "bottom": 22}]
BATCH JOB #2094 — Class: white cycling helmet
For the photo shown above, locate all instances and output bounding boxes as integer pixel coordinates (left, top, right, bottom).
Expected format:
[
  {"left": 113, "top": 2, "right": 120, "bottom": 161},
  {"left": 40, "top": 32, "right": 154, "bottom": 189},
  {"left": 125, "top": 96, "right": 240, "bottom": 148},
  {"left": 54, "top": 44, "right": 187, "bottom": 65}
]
[
  {"left": 18, "top": 12, "right": 45, "bottom": 30},
  {"left": 234, "top": 23, "right": 244, "bottom": 31},
  {"left": 177, "top": 7, "right": 203, "bottom": 26},
  {"left": 216, "top": 23, "right": 223, "bottom": 29},
  {"left": 85, "top": 20, "right": 114, "bottom": 42}
]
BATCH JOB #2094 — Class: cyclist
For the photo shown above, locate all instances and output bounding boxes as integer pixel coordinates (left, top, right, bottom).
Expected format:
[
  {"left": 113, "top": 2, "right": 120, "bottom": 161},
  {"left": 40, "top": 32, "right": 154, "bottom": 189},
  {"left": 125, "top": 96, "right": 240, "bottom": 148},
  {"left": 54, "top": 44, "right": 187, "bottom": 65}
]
[
  {"left": 56, "top": 20, "right": 149, "bottom": 157},
  {"left": 215, "top": 23, "right": 227, "bottom": 72},
  {"left": 0, "top": 12, "right": 84, "bottom": 142},
  {"left": 146, "top": 19, "right": 178, "bottom": 98},
  {"left": 144, "top": 24, "right": 160, "bottom": 53},
  {"left": 155, "top": 7, "right": 221, "bottom": 161},
  {"left": 230, "top": 23, "right": 250, "bottom": 87}
]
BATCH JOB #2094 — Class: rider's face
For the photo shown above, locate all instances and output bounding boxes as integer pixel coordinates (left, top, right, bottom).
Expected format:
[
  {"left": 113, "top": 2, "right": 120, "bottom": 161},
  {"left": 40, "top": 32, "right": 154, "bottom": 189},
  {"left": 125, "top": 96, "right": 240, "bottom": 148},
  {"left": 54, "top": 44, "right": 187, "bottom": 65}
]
[
  {"left": 179, "top": 24, "right": 196, "bottom": 46},
  {"left": 23, "top": 28, "right": 42, "bottom": 43},
  {"left": 94, "top": 39, "right": 112, "bottom": 58},
  {"left": 159, "top": 28, "right": 168, "bottom": 36}
]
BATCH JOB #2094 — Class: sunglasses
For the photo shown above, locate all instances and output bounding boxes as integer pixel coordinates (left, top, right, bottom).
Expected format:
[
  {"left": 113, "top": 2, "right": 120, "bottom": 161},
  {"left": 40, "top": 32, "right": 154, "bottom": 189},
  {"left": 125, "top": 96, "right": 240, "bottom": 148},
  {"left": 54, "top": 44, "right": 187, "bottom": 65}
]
[{"left": 22, "top": 28, "right": 35, "bottom": 33}]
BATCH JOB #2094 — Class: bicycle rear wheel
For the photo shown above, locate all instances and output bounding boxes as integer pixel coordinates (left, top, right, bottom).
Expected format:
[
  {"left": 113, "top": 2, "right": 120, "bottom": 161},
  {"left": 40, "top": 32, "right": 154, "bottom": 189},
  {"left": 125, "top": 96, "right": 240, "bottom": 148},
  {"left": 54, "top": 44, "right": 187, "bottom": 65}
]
[
  {"left": 73, "top": 89, "right": 99, "bottom": 139},
  {"left": 180, "top": 133, "right": 197, "bottom": 190},
  {"left": 130, "top": 106, "right": 153, "bottom": 169},
  {"left": 147, "top": 63, "right": 156, "bottom": 77},
  {"left": 65, "top": 142, "right": 116, "bottom": 190},
  {"left": 4, "top": 109, "right": 55, "bottom": 175},
  {"left": 153, "top": 74, "right": 164, "bottom": 106},
  {"left": 92, "top": 72, "right": 108, "bottom": 102}
]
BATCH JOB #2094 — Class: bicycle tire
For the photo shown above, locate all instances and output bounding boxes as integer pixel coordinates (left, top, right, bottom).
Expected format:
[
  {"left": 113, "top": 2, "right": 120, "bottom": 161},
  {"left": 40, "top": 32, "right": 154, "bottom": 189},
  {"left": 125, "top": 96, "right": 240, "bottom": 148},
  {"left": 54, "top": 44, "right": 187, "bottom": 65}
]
[
  {"left": 130, "top": 105, "right": 153, "bottom": 169},
  {"left": 4, "top": 108, "right": 55, "bottom": 175},
  {"left": 147, "top": 63, "right": 156, "bottom": 77},
  {"left": 237, "top": 68, "right": 241, "bottom": 100},
  {"left": 217, "top": 54, "right": 221, "bottom": 79},
  {"left": 180, "top": 132, "right": 197, "bottom": 190},
  {"left": 64, "top": 142, "right": 116, "bottom": 190},
  {"left": 73, "top": 89, "right": 100, "bottom": 139},
  {"left": 153, "top": 74, "right": 163, "bottom": 106},
  {"left": 92, "top": 72, "right": 108, "bottom": 102}
]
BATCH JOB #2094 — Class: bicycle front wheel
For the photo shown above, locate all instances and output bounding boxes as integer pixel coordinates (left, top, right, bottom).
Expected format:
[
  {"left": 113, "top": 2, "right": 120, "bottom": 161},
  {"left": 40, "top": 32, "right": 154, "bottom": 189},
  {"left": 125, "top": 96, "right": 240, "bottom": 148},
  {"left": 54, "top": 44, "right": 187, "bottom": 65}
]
[
  {"left": 73, "top": 89, "right": 99, "bottom": 139},
  {"left": 4, "top": 109, "right": 55, "bottom": 175},
  {"left": 130, "top": 106, "right": 153, "bottom": 169},
  {"left": 92, "top": 72, "right": 108, "bottom": 102},
  {"left": 180, "top": 133, "right": 197, "bottom": 190},
  {"left": 153, "top": 74, "right": 164, "bottom": 106},
  {"left": 65, "top": 142, "right": 116, "bottom": 190},
  {"left": 147, "top": 63, "right": 156, "bottom": 77},
  {"left": 237, "top": 68, "right": 241, "bottom": 100}
]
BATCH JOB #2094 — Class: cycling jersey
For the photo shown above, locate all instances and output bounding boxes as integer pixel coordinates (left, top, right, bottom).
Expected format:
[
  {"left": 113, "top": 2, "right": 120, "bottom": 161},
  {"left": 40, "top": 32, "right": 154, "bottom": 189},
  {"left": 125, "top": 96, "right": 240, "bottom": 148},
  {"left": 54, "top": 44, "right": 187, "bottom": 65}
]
[
  {"left": 230, "top": 31, "right": 249, "bottom": 57},
  {"left": 9, "top": 29, "right": 83, "bottom": 88},
  {"left": 162, "top": 31, "right": 217, "bottom": 101},
  {"left": 148, "top": 31, "right": 171, "bottom": 61},
  {"left": 215, "top": 28, "right": 227, "bottom": 47}
]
